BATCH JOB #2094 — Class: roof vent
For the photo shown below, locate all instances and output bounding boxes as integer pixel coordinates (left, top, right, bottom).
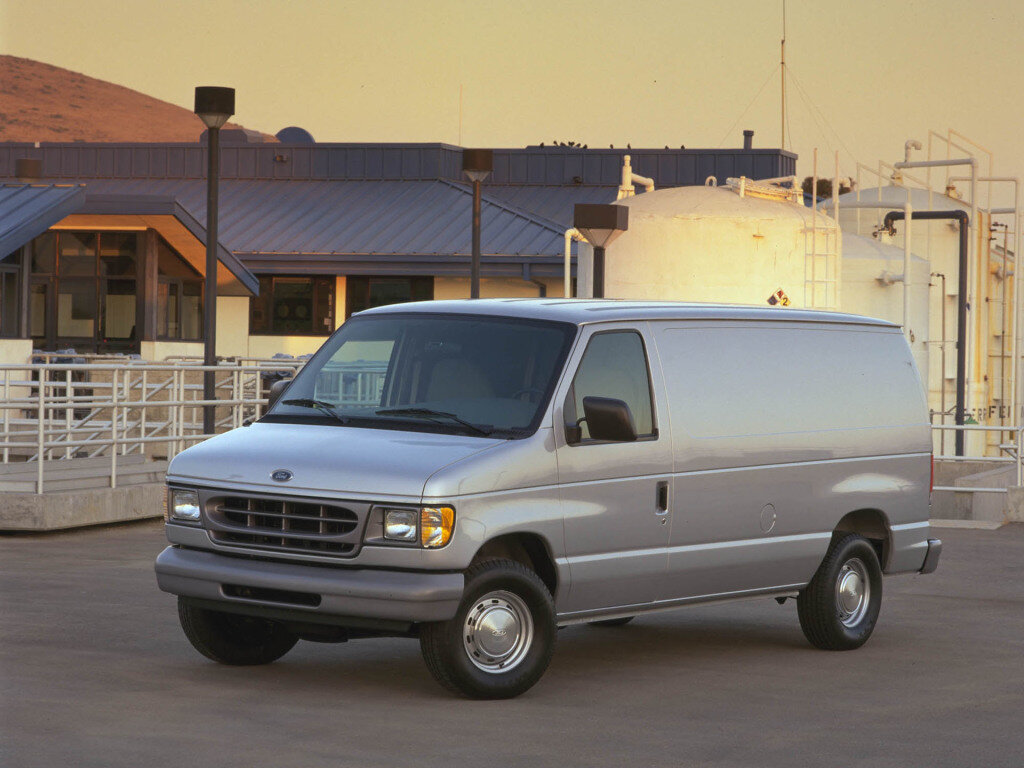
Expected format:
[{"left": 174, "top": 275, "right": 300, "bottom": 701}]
[
  {"left": 743, "top": 130, "right": 754, "bottom": 150},
  {"left": 15, "top": 157, "right": 42, "bottom": 181}
]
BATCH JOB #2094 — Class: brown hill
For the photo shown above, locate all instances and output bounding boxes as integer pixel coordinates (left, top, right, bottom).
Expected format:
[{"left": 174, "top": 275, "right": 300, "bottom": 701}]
[{"left": 0, "top": 55, "right": 271, "bottom": 143}]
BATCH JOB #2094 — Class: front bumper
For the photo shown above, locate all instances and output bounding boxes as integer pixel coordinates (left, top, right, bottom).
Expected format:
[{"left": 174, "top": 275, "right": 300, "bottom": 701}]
[
  {"left": 155, "top": 546, "right": 464, "bottom": 625},
  {"left": 920, "top": 538, "right": 942, "bottom": 574}
]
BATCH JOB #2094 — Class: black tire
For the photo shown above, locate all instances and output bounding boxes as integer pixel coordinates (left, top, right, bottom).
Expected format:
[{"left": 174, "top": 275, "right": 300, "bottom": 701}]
[
  {"left": 588, "top": 616, "right": 634, "bottom": 628},
  {"left": 177, "top": 598, "right": 298, "bottom": 665},
  {"left": 419, "top": 558, "right": 556, "bottom": 699},
  {"left": 797, "top": 533, "right": 883, "bottom": 651}
]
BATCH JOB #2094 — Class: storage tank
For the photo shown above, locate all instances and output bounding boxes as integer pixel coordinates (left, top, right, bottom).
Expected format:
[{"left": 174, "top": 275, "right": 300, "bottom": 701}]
[
  {"left": 580, "top": 181, "right": 840, "bottom": 310},
  {"left": 840, "top": 231, "right": 930, "bottom": 382}
]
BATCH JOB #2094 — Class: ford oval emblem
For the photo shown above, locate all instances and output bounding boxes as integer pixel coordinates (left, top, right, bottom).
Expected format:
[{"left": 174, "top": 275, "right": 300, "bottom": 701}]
[{"left": 271, "top": 469, "right": 293, "bottom": 482}]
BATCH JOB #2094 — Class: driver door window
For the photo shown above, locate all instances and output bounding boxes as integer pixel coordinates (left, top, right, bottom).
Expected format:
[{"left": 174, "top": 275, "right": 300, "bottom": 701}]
[{"left": 565, "top": 331, "right": 655, "bottom": 440}]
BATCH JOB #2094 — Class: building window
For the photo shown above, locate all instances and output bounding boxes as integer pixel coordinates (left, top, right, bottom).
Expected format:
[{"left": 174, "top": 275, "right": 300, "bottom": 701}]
[
  {"left": 0, "top": 254, "right": 20, "bottom": 339},
  {"left": 345, "top": 276, "right": 433, "bottom": 319},
  {"left": 250, "top": 276, "right": 335, "bottom": 335},
  {"left": 30, "top": 230, "right": 142, "bottom": 351},
  {"left": 157, "top": 236, "right": 203, "bottom": 341}
]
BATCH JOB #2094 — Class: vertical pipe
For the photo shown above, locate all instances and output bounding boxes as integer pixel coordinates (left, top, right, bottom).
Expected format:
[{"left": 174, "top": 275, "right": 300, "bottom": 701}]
[
  {"left": 564, "top": 230, "right": 573, "bottom": 298},
  {"left": 203, "top": 125, "right": 220, "bottom": 435},
  {"left": 903, "top": 200, "right": 912, "bottom": 339},
  {"left": 36, "top": 368, "right": 44, "bottom": 494},
  {"left": 64, "top": 370, "right": 72, "bottom": 460},
  {"left": 956, "top": 217, "right": 969, "bottom": 456},
  {"left": 110, "top": 368, "right": 118, "bottom": 489},
  {"left": 2, "top": 370, "right": 8, "bottom": 464},
  {"left": 593, "top": 246, "right": 606, "bottom": 299},
  {"left": 471, "top": 179, "right": 482, "bottom": 299}
]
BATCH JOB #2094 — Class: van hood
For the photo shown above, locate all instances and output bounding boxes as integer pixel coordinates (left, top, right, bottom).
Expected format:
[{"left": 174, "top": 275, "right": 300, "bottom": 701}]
[{"left": 166, "top": 422, "right": 504, "bottom": 499}]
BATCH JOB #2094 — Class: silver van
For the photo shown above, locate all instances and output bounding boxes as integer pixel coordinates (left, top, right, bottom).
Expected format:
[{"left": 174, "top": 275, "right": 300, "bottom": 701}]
[{"left": 155, "top": 299, "right": 941, "bottom": 698}]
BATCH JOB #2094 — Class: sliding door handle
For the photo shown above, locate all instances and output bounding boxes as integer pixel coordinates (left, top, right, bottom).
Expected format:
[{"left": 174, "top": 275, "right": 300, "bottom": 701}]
[{"left": 655, "top": 481, "right": 670, "bottom": 515}]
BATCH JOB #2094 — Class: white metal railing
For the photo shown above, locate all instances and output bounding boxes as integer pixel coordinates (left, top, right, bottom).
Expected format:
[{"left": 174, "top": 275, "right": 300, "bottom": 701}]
[
  {"left": 930, "top": 422, "right": 1023, "bottom": 493},
  {"left": 0, "top": 359, "right": 304, "bottom": 493}
]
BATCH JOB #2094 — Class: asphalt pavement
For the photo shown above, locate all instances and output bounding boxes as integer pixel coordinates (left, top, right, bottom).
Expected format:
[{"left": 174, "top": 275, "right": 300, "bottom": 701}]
[{"left": 2, "top": 520, "right": 1022, "bottom": 768}]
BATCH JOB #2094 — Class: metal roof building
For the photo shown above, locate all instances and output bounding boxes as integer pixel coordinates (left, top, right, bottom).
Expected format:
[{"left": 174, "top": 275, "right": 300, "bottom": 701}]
[{"left": 0, "top": 138, "right": 796, "bottom": 360}]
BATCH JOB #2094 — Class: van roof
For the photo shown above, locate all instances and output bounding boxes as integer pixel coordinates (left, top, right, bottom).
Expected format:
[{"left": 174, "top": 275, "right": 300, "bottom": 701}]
[{"left": 358, "top": 298, "right": 898, "bottom": 328}]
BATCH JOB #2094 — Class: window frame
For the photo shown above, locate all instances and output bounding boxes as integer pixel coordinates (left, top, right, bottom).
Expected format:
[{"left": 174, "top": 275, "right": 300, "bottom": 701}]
[
  {"left": 249, "top": 275, "right": 336, "bottom": 336},
  {"left": 562, "top": 328, "right": 659, "bottom": 446}
]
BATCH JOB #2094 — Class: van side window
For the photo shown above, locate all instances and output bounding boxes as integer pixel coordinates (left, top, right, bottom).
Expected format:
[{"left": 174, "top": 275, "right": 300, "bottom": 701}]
[{"left": 566, "top": 331, "right": 655, "bottom": 440}]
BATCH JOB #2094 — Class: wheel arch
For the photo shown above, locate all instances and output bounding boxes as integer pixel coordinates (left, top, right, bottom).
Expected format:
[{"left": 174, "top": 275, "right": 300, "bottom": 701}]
[
  {"left": 833, "top": 508, "right": 892, "bottom": 569},
  {"left": 470, "top": 532, "right": 558, "bottom": 598}
]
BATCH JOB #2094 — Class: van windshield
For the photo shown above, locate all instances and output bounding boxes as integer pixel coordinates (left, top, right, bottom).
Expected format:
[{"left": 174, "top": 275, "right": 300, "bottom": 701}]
[{"left": 265, "top": 313, "right": 577, "bottom": 438}]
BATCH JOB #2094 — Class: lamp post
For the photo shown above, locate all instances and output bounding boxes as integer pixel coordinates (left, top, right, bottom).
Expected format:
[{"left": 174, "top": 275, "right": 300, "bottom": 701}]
[
  {"left": 462, "top": 149, "right": 493, "bottom": 298},
  {"left": 573, "top": 204, "right": 629, "bottom": 298},
  {"left": 194, "top": 86, "right": 235, "bottom": 435}
]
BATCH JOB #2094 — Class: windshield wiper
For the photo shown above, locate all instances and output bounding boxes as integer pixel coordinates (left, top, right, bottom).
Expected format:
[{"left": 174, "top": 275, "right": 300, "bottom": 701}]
[
  {"left": 281, "top": 398, "right": 350, "bottom": 426},
  {"left": 375, "top": 407, "right": 493, "bottom": 436}
]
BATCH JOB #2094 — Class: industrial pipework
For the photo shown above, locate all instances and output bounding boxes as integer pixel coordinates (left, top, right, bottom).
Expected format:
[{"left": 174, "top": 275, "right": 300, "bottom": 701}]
[
  {"left": 616, "top": 155, "right": 655, "bottom": 200},
  {"left": 885, "top": 210, "right": 971, "bottom": 456}
]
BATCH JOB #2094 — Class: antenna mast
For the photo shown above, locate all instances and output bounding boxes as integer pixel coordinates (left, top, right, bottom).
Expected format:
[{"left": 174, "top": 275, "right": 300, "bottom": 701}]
[{"left": 780, "top": 0, "right": 786, "bottom": 151}]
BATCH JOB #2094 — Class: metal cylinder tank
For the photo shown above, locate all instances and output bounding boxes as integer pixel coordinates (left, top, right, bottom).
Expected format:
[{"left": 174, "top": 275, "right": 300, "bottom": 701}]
[{"left": 580, "top": 184, "right": 841, "bottom": 310}]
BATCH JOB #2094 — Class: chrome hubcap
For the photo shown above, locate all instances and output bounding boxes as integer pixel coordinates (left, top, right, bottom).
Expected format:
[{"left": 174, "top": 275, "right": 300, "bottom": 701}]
[
  {"left": 835, "top": 558, "right": 870, "bottom": 627},
  {"left": 463, "top": 590, "right": 533, "bottom": 674}
]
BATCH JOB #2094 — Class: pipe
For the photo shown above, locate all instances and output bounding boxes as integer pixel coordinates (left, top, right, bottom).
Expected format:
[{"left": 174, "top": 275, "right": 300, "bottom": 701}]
[
  {"left": 904, "top": 139, "right": 922, "bottom": 164},
  {"left": 563, "top": 228, "right": 584, "bottom": 298},
  {"left": 743, "top": 130, "right": 754, "bottom": 150},
  {"left": 932, "top": 271, "right": 948, "bottom": 454},
  {"left": 616, "top": 155, "right": 655, "bottom": 200},
  {"left": 885, "top": 209, "right": 970, "bottom": 456}
]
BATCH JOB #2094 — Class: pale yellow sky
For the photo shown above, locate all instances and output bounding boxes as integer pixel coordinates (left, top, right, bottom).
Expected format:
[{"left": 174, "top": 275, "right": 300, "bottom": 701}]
[{"left": 2, "top": 0, "right": 1022, "bottom": 207}]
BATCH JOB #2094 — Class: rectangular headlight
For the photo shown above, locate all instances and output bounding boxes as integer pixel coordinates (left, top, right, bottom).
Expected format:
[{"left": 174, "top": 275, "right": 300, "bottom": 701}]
[
  {"left": 169, "top": 489, "right": 201, "bottom": 522},
  {"left": 383, "top": 508, "right": 418, "bottom": 542}
]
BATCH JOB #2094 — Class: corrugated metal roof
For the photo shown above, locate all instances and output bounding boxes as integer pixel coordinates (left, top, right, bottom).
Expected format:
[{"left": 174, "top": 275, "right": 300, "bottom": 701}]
[
  {"left": 74, "top": 178, "right": 568, "bottom": 258},
  {"left": 0, "top": 183, "right": 85, "bottom": 258},
  {"left": 481, "top": 185, "right": 618, "bottom": 228}
]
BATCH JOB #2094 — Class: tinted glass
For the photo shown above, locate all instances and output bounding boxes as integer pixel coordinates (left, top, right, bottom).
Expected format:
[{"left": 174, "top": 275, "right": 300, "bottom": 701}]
[
  {"left": 272, "top": 278, "right": 314, "bottom": 334},
  {"left": 271, "top": 314, "right": 576, "bottom": 438},
  {"left": 181, "top": 282, "right": 202, "bottom": 339},
  {"left": 59, "top": 233, "right": 96, "bottom": 277},
  {"left": 30, "top": 283, "right": 47, "bottom": 338},
  {"left": 57, "top": 278, "right": 96, "bottom": 337},
  {"left": 567, "top": 331, "right": 654, "bottom": 439},
  {"left": 100, "top": 233, "right": 137, "bottom": 276},
  {"left": 158, "top": 282, "right": 178, "bottom": 338},
  {"left": 32, "top": 232, "right": 56, "bottom": 274},
  {"left": 0, "top": 270, "right": 17, "bottom": 337},
  {"left": 103, "top": 279, "right": 136, "bottom": 339},
  {"left": 347, "top": 276, "right": 433, "bottom": 317}
]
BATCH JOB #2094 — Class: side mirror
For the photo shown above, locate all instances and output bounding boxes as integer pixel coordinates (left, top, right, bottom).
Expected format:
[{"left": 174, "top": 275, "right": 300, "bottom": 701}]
[
  {"left": 581, "top": 396, "right": 638, "bottom": 443},
  {"left": 267, "top": 378, "right": 292, "bottom": 409}
]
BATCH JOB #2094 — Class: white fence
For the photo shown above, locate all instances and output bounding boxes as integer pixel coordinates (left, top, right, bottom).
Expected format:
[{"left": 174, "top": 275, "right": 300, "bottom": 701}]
[{"left": 0, "top": 360, "right": 303, "bottom": 493}]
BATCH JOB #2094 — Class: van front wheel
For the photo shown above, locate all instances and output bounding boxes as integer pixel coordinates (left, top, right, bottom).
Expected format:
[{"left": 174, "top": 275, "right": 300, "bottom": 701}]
[
  {"left": 177, "top": 598, "right": 298, "bottom": 665},
  {"left": 797, "top": 533, "right": 883, "bottom": 651},
  {"left": 419, "top": 558, "right": 556, "bottom": 699}
]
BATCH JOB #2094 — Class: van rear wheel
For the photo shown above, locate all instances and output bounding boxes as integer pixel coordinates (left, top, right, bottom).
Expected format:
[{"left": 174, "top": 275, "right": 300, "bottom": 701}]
[
  {"left": 419, "top": 558, "right": 556, "bottom": 699},
  {"left": 177, "top": 598, "right": 298, "bottom": 665},
  {"left": 797, "top": 533, "right": 883, "bottom": 651}
]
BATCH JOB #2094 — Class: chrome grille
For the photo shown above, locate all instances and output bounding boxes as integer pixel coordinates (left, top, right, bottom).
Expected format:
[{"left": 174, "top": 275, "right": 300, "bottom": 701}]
[{"left": 206, "top": 495, "right": 362, "bottom": 557}]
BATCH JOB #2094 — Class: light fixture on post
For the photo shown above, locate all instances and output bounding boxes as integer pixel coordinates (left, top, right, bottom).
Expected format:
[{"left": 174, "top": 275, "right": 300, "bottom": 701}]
[
  {"left": 573, "top": 204, "right": 628, "bottom": 298},
  {"left": 194, "top": 85, "right": 235, "bottom": 436},
  {"left": 462, "top": 149, "right": 493, "bottom": 299}
]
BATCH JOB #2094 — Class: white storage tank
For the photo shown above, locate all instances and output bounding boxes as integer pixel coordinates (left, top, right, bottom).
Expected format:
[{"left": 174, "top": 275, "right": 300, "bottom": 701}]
[
  {"left": 580, "top": 182, "right": 840, "bottom": 310},
  {"left": 840, "top": 231, "right": 930, "bottom": 379}
]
